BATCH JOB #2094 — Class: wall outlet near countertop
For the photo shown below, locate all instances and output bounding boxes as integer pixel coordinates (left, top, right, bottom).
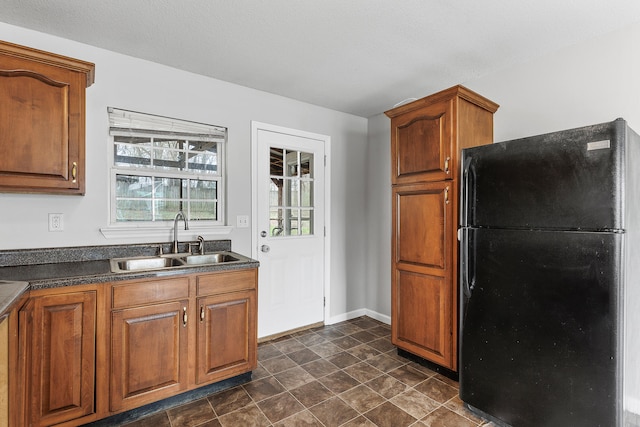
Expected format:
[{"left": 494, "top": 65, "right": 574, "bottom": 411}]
[{"left": 48, "top": 213, "right": 64, "bottom": 231}]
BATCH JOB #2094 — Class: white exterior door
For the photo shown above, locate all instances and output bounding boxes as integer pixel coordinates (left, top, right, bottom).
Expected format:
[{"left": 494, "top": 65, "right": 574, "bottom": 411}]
[{"left": 252, "top": 122, "right": 328, "bottom": 338}]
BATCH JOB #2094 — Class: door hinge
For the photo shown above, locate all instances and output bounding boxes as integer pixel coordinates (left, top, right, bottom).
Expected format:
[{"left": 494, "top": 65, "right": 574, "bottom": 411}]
[
  {"left": 324, "top": 155, "right": 327, "bottom": 167},
  {"left": 323, "top": 297, "right": 326, "bottom": 307},
  {"left": 324, "top": 226, "right": 326, "bottom": 237}
]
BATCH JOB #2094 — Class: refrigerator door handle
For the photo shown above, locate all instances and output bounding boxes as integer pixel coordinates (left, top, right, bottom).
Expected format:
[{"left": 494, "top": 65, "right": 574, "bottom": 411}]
[
  {"left": 460, "top": 156, "right": 475, "bottom": 227},
  {"left": 460, "top": 228, "right": 475, "bottom": 298}
]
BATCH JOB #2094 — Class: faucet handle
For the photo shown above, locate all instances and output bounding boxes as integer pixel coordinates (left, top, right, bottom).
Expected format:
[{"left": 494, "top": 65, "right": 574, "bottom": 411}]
[{"left": 197, "top": 236, "right": 205, "bottom": 255}]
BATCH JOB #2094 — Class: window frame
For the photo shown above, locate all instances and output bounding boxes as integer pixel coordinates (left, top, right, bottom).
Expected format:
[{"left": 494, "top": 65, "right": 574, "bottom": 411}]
[{"left": 105, "top": 107, "right": 228, "bottom": 232}]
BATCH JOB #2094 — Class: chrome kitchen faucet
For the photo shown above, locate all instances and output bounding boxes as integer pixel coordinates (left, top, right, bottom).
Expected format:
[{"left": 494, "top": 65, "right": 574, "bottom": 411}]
[{"left": 172, "top": 211, "right": 189, "bottom": 253}]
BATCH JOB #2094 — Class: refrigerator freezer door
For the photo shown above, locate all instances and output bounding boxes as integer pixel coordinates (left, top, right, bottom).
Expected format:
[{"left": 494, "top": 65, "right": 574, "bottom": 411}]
[
  {"left": 460, "top": 120, "right": 626, "bottom": 231},
  {"left": 459, "top": 228, "right": 622, "bottom": 427}
]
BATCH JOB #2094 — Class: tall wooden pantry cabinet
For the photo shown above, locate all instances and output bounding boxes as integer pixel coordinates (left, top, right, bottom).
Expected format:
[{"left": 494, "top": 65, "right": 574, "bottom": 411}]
[{"left": 385, "top": 85, "right": 498, "bottom": 372}]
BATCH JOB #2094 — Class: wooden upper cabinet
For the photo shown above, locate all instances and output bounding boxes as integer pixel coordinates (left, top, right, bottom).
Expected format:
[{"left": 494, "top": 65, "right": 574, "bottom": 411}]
[
  {"left": 392, "top": 99, "right": 452, "bottom": 183},
  {"left": 0, "top": 41, "right": 95, "bottom": 195},
  {"left": 386, "top": 85, "right": 498, "bottom": 185}
]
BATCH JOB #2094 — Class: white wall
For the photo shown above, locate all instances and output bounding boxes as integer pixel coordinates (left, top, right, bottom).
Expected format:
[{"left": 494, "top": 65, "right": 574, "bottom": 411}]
[
  {"left": 366, "top": 21, "right": 640, "bottom": 317},
  {"left": 364, "top": 113, "right": 392, "bottom": 324},
  {"left": 365, "top": 21, "right": 640, "bottom": 413},
  {"left": 0, "top": 22, "right": 369, "bottom": 320}
]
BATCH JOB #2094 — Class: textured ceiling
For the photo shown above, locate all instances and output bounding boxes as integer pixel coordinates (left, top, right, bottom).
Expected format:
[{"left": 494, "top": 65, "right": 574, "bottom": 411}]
[{"left": 2, "top": 0, "right": 640, "bottom": 117}]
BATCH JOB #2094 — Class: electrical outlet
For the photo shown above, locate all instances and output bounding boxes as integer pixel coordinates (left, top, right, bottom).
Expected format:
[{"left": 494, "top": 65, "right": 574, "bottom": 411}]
[
  {"left": 236, "top": 215, "right": 249, "bottom": 228},
  {"left": 48, "top": 213, "right": 64, "bottom": 232}
]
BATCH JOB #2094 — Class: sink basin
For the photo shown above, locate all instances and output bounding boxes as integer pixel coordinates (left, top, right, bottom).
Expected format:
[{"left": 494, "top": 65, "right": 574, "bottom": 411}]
[
  {"left": 110, "top": 256, "right": 186, "bottom": 272},
  {"left": 183, "top": 253, "right": 239, "bottom": 265},
  {"left": 110, "top": 251, "right": 247, "bottom": 273}
]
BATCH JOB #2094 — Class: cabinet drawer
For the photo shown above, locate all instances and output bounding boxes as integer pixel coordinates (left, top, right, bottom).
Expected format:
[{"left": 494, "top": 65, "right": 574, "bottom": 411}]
[
  {"left": 197, "top": 269, "right": 257, "bottom": 296},
  {"left": 112, "top": 277, "right": 190, "bottom": 308}
]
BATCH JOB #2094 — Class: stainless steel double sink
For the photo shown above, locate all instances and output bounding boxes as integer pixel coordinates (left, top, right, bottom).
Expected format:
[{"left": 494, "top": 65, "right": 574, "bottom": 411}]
[{"left": 110, "top": 251, "right": 247, "bottom": 273}]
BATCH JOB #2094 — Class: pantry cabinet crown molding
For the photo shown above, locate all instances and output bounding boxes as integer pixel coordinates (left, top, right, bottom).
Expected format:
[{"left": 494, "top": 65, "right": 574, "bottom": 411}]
[{"left": 384, "top": 85, "right": 498, "bottom": 118}]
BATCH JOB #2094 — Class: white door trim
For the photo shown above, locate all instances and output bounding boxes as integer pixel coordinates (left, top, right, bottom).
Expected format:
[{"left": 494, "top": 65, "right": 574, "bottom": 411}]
[{"left": 250, "top": 121, "right": 331, "bottom": 330}]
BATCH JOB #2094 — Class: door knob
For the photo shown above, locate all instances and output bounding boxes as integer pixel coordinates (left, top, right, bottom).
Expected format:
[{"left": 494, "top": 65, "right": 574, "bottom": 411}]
[
  {"left": 261, "top": 245, "right": 270, "bottom": 253},
  {"left": 260, "top": 230, "right": 267, "bottom": 237}
]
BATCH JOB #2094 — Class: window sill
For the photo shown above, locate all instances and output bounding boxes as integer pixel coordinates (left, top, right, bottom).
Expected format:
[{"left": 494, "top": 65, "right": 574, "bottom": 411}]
[{"left": 100, "top": 225, "right": 233, "bottom": 240}]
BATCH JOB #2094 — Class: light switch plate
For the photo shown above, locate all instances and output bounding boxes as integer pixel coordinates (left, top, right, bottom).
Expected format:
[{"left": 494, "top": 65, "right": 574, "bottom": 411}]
[{"left": 236, "top": 215, "right": 249, "bottom": 228}]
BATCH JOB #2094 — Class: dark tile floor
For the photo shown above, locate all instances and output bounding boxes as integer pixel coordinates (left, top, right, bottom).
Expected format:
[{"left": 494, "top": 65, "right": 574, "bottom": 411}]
[{"left": 124, "top": 316, "right": 495, "bottom": 427}]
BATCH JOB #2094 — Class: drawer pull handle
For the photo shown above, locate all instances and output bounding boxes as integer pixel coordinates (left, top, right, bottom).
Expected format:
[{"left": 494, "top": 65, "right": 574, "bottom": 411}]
[
  {"left": 444, "top": 157, "right": 450, "bottom": 174},
  {"left": 182, "top": 306, "right": 188, "bottom": 327},
  {"left": 71, "top": 162, "right": 78, "bottom": 183},
  {"left": 445, "top": 187, "right": 450, "bottom": 204},
  {"left": 200, "top": 306, "right": 205, "bottom": 322}
]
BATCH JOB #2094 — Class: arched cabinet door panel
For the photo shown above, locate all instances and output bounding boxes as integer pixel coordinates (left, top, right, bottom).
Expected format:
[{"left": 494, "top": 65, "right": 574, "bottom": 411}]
[{"left": 0, "top": 41, "right": 94, "bottom": 194}]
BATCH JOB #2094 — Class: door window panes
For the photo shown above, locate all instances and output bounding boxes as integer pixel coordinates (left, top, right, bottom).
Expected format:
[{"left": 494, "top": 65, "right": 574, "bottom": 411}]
[{"left": 268, "top": 147, "right": 314, "bottom": 237}]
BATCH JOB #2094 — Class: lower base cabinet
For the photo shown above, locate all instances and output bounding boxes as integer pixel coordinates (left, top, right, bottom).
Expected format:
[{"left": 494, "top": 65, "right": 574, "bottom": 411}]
[
  {"left": 19, "top": 289, "right": 97, "bottom": 427},
  {"left": 110, "top": 299, "right": 190, "bottom": 412},
  {"left": 196, "top": 290, "right": 256, "bottom": 385},
  {"left": 16, "top": 267, "right": 257, "bottom": 427}
]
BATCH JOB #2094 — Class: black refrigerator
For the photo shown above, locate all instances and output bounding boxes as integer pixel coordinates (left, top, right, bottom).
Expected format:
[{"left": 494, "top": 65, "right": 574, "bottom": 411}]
[{"left": 459, "top": 118, "right": 640, "bottom": 427}]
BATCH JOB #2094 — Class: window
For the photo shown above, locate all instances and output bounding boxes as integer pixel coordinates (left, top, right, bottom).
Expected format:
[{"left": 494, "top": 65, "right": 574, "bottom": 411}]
[
  {"left": 108, "top": 108, "right": 226, "bottom": 226},
  {"left": 268, "top": 148, "right": 314, "bottom": 236}
]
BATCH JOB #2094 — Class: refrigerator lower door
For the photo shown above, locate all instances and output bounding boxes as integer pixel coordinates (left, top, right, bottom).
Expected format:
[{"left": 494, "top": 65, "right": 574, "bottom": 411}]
[{"left": 459, "top": 228, "right": 622, "bottom": 427}]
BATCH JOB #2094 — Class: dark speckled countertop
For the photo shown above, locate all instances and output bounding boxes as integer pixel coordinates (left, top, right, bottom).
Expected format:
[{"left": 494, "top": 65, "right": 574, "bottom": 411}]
[
  {"left": 0, "top": 280, "right": 29, "bottom": 316},
  {"left": 0, "top": 240, "right": 259, "bottom": 312}
]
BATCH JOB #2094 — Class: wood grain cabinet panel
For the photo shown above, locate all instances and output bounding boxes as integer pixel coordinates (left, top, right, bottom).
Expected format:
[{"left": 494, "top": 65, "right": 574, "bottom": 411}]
[
  {"left": 386, "top": 85, "right": 498, "bottom": 372},
  {"left": 108, "top": 268, "right": 257, "bottom": 415},
  {"left": 110, "top": 300, "right": 189, "bottom": 412},
  {"left": 196, "top": 290, "right": 257, "bottom": 385},
  {"left": 394, "top": 182, "right": 450, "bottom": 270},
  {"left": 0, "top": 41, "right": 94, "bottom": 195},
  {"left": 395, "top": 271, "right": 450, "bottom": 365},
  {"left": 15, "top": 268, "right": 258, "bottom": 426},
  {"left": 20, "top": 290, "right": 96, "bottom": 426},
  {"left": 392, "top": 99, "right": 452, "bottom": 183}
]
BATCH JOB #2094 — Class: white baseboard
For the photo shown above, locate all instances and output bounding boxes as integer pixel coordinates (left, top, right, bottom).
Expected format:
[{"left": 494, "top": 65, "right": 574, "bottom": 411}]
[
  {"left": 326, "top": 308, "right": 390, "bottom": 326},
  {"left": 362, "top": 309, "right": 391, "bottom": 325}
]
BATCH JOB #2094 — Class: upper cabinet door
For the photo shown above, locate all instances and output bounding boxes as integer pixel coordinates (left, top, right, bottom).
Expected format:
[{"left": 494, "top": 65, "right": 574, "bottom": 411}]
[
  {"left": 390, "top": 99, "right": 453, "bottom": 184},
  {"left": 0, "top": 41, "right": 94, "bottom": 195},
  {"left": 386, "top": 85, "right": 499, "bottom": 185}
]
